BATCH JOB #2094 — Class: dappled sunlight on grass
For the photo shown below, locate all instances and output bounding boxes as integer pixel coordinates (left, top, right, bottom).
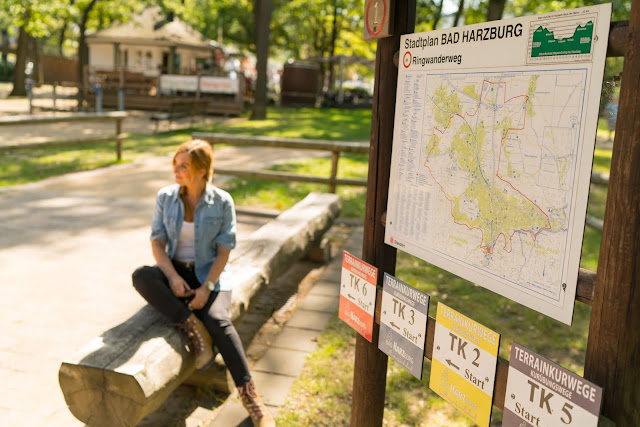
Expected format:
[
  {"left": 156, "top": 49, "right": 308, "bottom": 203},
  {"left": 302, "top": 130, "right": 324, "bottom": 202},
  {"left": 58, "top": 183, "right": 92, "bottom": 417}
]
[
  {"left": 592, "top": 147, "right": 612, "bottom": 173},
  {"left": 0, "top": 145, "right": 123, "bottom": 186},
  {"left": 0, "top": 107, "right": 371, "bottom": 187},
  {"left": 206, "top": 107, "right": 371, "bottom": 141}
]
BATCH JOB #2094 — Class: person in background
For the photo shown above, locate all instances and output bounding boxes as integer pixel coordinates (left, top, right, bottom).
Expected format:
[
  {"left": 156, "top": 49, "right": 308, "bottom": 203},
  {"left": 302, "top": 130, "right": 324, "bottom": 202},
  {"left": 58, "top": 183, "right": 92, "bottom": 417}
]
[
  {"left": 604, "top": 94, "right": 618, "bottom": 142},
  {"left": 132, "top": 139, "right": 275, "bottom": 427}
]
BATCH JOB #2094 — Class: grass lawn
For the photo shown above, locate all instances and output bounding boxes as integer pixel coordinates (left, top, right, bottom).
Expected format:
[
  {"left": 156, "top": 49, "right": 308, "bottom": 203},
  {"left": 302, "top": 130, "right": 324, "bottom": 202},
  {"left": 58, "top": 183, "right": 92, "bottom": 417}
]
[{"left": 0, "top": 107, "right": 371, "bottom": 187}]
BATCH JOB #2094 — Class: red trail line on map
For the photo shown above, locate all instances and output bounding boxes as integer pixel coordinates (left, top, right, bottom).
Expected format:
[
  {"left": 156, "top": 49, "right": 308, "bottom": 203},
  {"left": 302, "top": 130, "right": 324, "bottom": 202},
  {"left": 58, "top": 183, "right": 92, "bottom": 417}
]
[{"left": 424, "top": 79, "right": 551, "bottom": 254}]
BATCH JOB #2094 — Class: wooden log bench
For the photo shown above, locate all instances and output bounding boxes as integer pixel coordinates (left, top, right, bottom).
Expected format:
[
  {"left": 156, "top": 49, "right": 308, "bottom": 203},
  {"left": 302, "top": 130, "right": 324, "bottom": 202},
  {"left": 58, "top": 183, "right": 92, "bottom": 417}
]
[
  {"left": 58, "top": 192, "right": 341, "bottom": 427},
  {"left": 150, "top": 99, "right": 209, "bottom": 132}
]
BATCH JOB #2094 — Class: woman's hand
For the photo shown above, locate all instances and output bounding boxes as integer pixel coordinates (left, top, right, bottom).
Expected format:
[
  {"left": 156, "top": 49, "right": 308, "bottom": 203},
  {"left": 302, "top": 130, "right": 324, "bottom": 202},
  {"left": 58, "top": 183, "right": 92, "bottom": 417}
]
[
  {"left": 188, "top": 286, "right": 210, "bottom": 311},
  {"left": 168, "top": 275, "right": 191, "bottom": 297}
]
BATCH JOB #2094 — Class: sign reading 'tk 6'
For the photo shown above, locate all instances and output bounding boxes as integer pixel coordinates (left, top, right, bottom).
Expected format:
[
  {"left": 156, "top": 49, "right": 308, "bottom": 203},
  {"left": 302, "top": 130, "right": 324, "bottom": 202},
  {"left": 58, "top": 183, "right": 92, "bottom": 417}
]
[{"left": 339, "top": 251, "right": 377, "bottom": 342}]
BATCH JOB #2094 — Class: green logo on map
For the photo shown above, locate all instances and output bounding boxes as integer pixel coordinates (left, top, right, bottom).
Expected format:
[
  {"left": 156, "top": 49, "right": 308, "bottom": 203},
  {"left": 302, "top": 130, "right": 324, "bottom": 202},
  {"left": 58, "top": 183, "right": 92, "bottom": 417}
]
[{"left": 531, "top": 21, "right": 593, "bottom": 57}]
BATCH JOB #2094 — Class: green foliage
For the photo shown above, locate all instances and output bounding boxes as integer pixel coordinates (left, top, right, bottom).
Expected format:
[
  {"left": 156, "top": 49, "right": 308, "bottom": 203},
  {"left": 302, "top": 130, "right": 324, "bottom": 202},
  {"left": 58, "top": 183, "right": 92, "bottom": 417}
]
[
  {"left": 508, "top": 0, "right": 630, "bottom": 20},
  {"left": 273, "top": 0, "right": 375, "bottom": 61},
  {"left": 83, "top": 0, "right": 149, "bottom": 32},
  {"left": 2, "top": 0, "right": 68, "bottom": 38},
  {"left": 166, "top": 0, "right": 254, "bottom": 48},
  {"left": 210, "top": 106, "right": 372, "bottom": 141}
]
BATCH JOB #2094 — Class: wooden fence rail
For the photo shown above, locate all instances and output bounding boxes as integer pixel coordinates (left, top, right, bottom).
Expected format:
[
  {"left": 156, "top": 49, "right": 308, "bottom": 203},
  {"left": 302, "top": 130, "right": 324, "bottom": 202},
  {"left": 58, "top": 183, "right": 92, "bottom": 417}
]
[
  {"left": 192, "top": 133, "right": 611, "bottom": 228},
  {"left": 192, "top": 132, "right": 369, "bottom": 193},
  {"left": 0, "top": 111, "right": 127, "bottom": 160}
]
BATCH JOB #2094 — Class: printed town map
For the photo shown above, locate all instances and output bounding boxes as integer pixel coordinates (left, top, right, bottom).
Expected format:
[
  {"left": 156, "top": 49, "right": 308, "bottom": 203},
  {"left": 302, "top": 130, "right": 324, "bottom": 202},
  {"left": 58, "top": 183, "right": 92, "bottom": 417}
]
[{"left": 385, "top": 5, "right": 611, "bottom": 324}]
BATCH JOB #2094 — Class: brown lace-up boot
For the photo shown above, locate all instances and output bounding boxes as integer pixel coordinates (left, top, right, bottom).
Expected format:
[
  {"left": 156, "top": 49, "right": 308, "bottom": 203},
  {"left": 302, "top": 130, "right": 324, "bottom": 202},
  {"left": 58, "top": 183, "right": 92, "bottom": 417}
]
[
  {"left": 237, "top": 380, "right": 276, "bottom": 426},
  {"left": 179, "top": 313, "right": 213, "bottom": 370}
]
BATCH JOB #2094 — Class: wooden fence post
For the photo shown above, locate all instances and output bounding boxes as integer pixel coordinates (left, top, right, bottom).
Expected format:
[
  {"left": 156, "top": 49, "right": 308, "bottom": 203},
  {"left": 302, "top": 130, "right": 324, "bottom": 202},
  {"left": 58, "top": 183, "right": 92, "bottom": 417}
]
[
  {"left": 328, "top": 151, "right": 339, "bottom": 193},
  {"left": 116, "top": 118, "right": 123, "bottom": 161},
  {"left": 350, "top": 2, "right": 416, "bottom": 426},
  {"left": 584, "top": 0, "right": 640, "bottom": 424}
]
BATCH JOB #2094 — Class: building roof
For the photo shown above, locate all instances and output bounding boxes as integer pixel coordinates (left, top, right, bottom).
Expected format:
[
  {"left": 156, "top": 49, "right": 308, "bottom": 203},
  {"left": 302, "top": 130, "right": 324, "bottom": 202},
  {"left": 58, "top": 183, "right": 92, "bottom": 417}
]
[{"left": 86, "top": 6, "right": 220, "bottom": 52}]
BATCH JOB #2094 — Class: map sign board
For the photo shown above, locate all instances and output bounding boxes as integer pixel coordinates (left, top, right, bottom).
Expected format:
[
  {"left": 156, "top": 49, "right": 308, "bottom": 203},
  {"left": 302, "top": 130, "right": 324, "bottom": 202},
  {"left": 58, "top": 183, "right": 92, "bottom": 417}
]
[
  {"left": 503, "top": 342, "right": 603, "bottom": 426},
  {"left": 378, "top": 273, "right": 429, "bottom": 379},
  {"left": 384, "top": 5, "right": 612, "bottom": 324},
  {"left": 430, "top": 303, "right": 500, "bottom": 426},
  {"left": 339, "top": 251, "right": 377, "bottom": 342}
]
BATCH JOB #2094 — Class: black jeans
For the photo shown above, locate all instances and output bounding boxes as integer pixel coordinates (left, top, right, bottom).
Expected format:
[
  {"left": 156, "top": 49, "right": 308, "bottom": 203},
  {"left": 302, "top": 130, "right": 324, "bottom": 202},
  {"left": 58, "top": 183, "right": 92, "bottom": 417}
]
[{"left": 132, "top": 262, "right": 251, "bottom": 387}]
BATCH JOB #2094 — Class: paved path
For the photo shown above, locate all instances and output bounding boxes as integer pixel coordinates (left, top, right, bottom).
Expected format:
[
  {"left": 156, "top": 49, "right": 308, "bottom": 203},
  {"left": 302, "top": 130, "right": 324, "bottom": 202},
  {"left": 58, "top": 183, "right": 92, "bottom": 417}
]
[
  {"left": 0, "top": 155, "right": 361, "bottom": 426},
  {"left": 205, "top": 228, "right": 362, "bottom": 426},
  {"left": 0, "top": 159, "right": 273, "bottom": 426},
  {"left": 0, "top": 98, "right": 361, "bottom": 425}
]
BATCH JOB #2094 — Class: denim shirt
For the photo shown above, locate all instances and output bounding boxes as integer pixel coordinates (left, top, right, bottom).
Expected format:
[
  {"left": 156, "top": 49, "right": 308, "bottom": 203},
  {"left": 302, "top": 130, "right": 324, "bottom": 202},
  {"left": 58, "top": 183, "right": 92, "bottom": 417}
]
[{"left": 150, "top": 183, "right": 236, "bottom": 291}]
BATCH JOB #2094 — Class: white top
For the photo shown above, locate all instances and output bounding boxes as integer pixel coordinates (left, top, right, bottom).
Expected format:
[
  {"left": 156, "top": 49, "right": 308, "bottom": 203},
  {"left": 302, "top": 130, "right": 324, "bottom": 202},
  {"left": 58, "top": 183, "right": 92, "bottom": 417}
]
[{"left": 174, "top": 221, "right": 196, "bottom": 262}]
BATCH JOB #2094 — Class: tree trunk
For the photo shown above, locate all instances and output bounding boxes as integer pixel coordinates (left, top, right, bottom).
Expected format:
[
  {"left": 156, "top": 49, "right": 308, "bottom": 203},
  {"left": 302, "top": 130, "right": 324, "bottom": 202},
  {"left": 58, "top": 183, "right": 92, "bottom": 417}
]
[
  {"left": 77, "top": 0, "right": 99, "bottom": 107},
  {"left": 58, "top": 25, "right": 67, "bottom": 57},
  {"left": 453, "top": 0, "right": 465, "bottom": 26},
  {"left": 432, "top": 0, "right": 445, "bottom": 30},
  {"left": 58, "top": 0, "right": 75, "bottom": 57},
  {"left": 251, "top": 0, "right": 274, "bottom": 120},
  {"left": 1, "top": 29, "right": 8, "bottom": 65},
  {"left": 9, "top": 25, "right": 28, "bottom": 97},
  {"left": 328, "top": 2, "right": 339, "bottom": 95},
  {"left": 486, "top": 0, "right": 506, "bottom": 21},
  {"left": 31, "top": 36, "right": 43, "bottom": 86}
]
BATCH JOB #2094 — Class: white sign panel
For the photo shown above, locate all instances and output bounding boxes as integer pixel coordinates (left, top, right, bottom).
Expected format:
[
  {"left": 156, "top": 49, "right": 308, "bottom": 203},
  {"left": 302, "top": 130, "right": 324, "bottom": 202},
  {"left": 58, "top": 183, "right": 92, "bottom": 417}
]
[
  {"left": 339, "top": 251, "right": 377, "bottom": 342},
  {"left": 159, "top": 75, "right": 198, "bottom": 93},
  {"left": 503, "top": 342, "right": 603, "bottom": 426},
  {"left": 385, "top": 5, "right": 612, "bottom": 324},
  {"left": 378, "top": 273, "right": 429, "bottom": 379},
  {"left": 160, "top": 75, "right": 240, "bottom": 95},
  {"left": 200, "top": 76, "right": 239, "bottom": 94}
]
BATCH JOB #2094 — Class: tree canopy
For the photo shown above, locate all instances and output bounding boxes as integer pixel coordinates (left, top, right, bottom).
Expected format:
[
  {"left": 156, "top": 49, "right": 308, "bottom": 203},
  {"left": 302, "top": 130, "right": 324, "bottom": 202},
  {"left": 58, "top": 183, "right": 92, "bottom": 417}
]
[{"left": 1, "top": 0, "right": 631, "bottom": 96}]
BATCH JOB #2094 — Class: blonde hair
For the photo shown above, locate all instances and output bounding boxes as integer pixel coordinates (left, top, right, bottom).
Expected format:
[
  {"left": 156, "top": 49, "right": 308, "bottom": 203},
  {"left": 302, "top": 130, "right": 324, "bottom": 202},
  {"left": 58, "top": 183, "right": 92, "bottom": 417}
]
[{"left": 173, "top": 139, "right": 214, "bottom": 182}]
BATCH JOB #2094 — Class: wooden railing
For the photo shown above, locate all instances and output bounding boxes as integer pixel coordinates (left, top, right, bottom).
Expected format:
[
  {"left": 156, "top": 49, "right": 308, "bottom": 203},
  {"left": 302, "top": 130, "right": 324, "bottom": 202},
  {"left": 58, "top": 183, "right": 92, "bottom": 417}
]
[
  {"left": 192, "top": 132, "right": 369, "bottom": 193},
  {"left": 0, "top": 111, "right": 127, "bottom": 160}
]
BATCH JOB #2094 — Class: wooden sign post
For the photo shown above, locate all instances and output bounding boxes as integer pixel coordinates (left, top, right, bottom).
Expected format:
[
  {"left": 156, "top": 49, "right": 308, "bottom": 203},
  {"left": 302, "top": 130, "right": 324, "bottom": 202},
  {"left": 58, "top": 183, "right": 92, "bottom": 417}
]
[
  {"left": 352, "top": 0, "right": 639, "bottom": 424},
  {"left": 584, "top": 0, "right": 640, "bottom": 422},
  {"left": 351, "top": 2, "right": 416, "bottom": 426}
]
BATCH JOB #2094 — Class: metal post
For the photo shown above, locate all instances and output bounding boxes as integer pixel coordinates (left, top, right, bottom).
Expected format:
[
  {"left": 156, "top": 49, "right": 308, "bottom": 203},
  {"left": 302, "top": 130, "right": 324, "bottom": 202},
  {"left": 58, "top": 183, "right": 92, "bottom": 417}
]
[
  {"left": 338, "top": 55, "right": 345, "bottom": 105},
  {"left": 118, "top": 88, "right": 124, "bottom": 111},
  {"left": 26, "top": 79, "right": 34, "bottom": 114},
  {"left": 94, "top": 85, "right": 102, "bottom": 113},
  {"left": 52, "top": 82, "right": 57, "bottom": 111},
  {"left": 350, "top": 2, "right": 416, "bottom": 426},
  {"left": 118, "top": 66, "right": 125, "bottom": 111}
]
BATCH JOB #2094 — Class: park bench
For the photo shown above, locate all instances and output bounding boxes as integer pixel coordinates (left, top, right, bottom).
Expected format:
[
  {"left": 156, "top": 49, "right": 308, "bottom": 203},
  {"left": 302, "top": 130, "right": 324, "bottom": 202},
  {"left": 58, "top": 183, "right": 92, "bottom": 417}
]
[
  {"left": 150, "top": 99, "right": 210, "bottom": 132},
  {"left": 58, "top": 192, "right": 341, "bottom": 427}
]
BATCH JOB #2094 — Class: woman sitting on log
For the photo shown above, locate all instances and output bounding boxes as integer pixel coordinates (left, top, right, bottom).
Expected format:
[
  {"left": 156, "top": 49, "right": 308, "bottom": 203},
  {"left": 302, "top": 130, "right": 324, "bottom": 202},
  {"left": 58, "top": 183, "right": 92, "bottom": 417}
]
[{"left": 132, "top": 139, "right": 275, "bottom": 427}]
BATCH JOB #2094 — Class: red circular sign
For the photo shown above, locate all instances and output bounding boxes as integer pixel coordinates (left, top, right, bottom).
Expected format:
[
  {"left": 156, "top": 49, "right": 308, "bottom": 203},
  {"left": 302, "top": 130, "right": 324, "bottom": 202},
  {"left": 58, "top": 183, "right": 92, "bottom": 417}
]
[
  {"left": 403, "top": 51, "right": 412, "bottom": 68},
  {"left": 366, "top": 0, "right": 387, "bottom": 37}
]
